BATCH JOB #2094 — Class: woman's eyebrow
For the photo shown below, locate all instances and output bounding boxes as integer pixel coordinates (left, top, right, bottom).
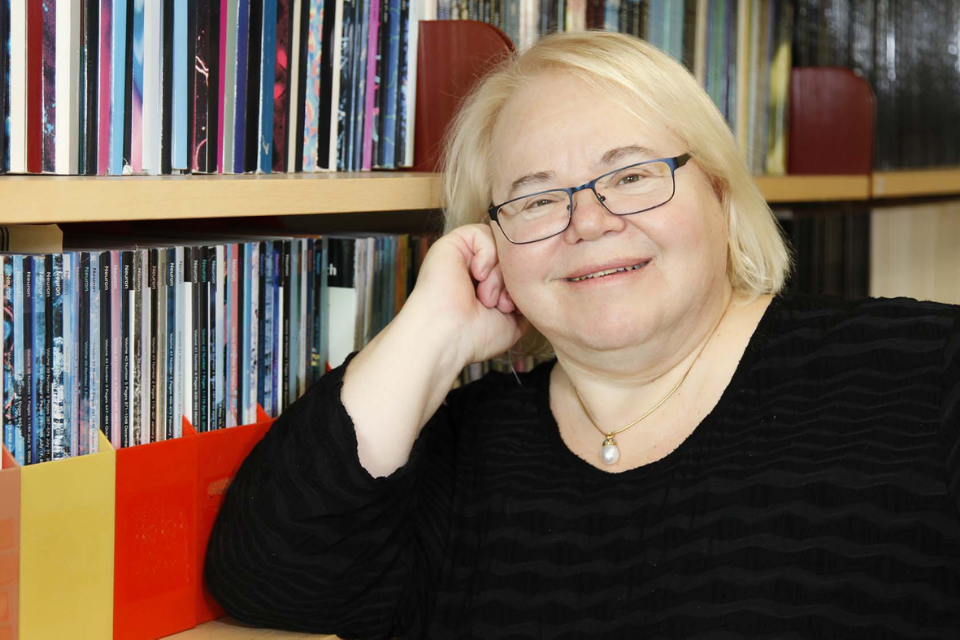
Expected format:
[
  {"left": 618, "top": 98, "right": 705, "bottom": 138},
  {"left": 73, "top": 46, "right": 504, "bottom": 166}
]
[{"left": 504, "top": 145, "right": 660, "bottom": 200}]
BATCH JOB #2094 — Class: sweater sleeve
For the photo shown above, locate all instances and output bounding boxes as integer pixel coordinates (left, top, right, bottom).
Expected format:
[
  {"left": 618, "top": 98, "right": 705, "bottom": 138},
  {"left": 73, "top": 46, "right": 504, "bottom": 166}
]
[
  {"left": 204, "top": 352, "right": 460, "bottom": 639},
  {"left": 942, "top": 311, "right": 960, "bottom": 515}
]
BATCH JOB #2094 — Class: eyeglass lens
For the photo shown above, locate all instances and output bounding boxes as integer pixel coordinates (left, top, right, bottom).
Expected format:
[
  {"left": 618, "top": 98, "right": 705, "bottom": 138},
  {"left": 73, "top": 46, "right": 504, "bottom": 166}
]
[{"left": 496, "top": 160, "right": 676, "bottom": 243}]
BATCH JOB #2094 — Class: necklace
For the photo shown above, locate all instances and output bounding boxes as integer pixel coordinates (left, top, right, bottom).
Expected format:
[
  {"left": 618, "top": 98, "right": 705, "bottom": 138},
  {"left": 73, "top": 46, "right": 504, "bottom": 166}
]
[{"left": 572, "top": 301, "right": 732, "bottom": 466}]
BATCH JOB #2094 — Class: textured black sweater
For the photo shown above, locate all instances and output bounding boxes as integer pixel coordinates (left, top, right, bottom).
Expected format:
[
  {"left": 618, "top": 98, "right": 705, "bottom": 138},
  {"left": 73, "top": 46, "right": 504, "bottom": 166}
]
[{"left": 205, "top": 293, "right": 960, "bottom": 638}]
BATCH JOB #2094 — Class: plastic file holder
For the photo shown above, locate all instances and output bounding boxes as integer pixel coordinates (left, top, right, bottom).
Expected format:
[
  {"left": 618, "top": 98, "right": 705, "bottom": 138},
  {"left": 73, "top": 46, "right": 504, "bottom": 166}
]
[
  {"left": 113, "top": 408, "right": 273, "bottom": 640},
  {"left": 113, "top": 424, "right": 200, "bottom": 640},
  {"left": 18, "top": 431, "right": 116, "bottom": 640},
  {"left": 0, "top": 448, "right": 20, "bottom": 640},
  {"left": 192, "top": 406, "right": 273, "bottom": 625}
]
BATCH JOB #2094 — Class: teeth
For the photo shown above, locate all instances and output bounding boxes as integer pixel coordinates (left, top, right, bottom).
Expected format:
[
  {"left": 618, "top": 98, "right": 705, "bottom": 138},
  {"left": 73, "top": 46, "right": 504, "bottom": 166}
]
[{"left": 568, "top": 262, "right": 647, "bottom": 282}]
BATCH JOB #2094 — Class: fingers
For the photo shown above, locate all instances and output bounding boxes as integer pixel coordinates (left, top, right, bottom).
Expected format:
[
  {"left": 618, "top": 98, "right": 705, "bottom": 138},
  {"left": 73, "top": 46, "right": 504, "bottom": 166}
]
[
  {"left": 476, "top": 263, "right": 504, "bottom": 308},
  {"left": 460, "top": 224, "right": 498, "bottom": 282}
]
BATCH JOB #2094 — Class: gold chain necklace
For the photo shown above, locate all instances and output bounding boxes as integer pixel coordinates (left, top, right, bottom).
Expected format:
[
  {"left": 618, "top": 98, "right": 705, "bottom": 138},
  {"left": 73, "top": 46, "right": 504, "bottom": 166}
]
[{"left": 572, "top": 301, "right": 732, "bottom": 466}]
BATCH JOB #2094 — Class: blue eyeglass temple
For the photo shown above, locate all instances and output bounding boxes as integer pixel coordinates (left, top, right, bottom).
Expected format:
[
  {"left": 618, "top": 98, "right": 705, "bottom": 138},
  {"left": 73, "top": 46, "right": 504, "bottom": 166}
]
[{"left": 488, "top": 153, "right": 692, "bottom": 219}]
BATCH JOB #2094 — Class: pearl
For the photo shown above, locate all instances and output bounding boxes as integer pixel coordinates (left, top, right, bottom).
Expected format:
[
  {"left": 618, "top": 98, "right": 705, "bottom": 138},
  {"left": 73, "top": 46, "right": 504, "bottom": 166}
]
[{"left": 601, "top": 442, "right": 620, "bottom": 465}]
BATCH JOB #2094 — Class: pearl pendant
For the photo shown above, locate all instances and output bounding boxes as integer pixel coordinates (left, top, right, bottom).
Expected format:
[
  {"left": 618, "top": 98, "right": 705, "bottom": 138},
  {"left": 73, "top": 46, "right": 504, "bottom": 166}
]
[{"left": 600, "top": 436, "right": 620, "bottom": 465}]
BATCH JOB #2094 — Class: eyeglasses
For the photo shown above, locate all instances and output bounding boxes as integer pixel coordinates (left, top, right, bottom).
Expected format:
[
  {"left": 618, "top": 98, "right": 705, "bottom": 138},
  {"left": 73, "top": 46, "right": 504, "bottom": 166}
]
[{"left": 488, "top": 153, "right": 691, "bottom": 245}]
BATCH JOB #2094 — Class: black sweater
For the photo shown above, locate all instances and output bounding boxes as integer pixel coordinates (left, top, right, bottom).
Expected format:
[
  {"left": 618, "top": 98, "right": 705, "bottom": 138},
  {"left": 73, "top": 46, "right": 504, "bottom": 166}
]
[{"left": 205, "top": 294, "right": 960, "bottom": 638}]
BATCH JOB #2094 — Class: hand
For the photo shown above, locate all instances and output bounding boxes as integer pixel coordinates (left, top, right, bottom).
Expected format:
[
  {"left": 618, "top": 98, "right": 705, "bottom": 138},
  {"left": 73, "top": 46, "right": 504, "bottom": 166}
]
[{"left": 406, "top": 223, "right": 530, "bottom": 366}]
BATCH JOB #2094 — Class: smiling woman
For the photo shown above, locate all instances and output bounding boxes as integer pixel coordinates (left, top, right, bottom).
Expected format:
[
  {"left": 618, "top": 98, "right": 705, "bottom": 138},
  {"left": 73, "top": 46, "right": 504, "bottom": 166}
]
[{"left": 204, "top": 31, "right": 960, "bottom": 639}]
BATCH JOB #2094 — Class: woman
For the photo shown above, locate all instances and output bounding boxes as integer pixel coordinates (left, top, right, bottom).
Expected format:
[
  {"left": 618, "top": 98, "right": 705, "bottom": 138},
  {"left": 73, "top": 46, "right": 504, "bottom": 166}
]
[{"left": 205, "top": 31, "right": 960, "bottom": 638}]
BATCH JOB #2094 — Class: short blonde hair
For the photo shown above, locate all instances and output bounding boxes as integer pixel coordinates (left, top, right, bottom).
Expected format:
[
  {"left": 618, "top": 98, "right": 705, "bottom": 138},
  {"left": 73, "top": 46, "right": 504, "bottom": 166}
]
[{"left": 440, "top": 30, "right": 791, "bottom": 357}]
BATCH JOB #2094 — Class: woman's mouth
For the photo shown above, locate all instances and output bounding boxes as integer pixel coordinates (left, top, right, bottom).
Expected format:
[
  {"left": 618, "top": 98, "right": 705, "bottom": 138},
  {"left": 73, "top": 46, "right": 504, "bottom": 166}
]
[{"left": 565, "top": 261, "right": 650, "bottom": 283}]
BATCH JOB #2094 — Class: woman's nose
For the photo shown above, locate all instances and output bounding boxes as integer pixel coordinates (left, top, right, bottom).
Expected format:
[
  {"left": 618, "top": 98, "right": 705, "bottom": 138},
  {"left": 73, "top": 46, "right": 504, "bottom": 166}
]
[{"left": 564, "top": 188, "right": 626, "bottom": 242}]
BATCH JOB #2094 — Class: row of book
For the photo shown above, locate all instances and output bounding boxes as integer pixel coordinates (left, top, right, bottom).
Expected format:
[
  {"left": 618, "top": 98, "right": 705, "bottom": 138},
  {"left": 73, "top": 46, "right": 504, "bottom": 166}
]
[
  {"left": 0, "top": 0, "right": 429, "bottom": 176},
  {"left": 1, "top": 230, "right": 435, "bottom": 466},
  {"left": 443, "top": 0, "right": 796, "bottom": 176},
  {"left": 791, "top": 0, "right": 960, "bottom": 170}
]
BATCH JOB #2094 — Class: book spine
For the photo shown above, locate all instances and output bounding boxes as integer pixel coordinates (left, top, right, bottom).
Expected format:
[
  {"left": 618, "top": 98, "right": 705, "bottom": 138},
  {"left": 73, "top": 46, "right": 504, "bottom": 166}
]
[
  {"left": 88, "top": 252, "right": 100, "bottom": 453},
  {"left": 286, "top": 0, "right": 310, "bottom": 173},
  {"left": 11, "top": 257, "right": 25, "bottom": 463},
  {"left": 361, "top": 0, "right": 379, "bottom": 170},
  {"left": 317, "top": 0, "right": 339, "bottom": 170},
  {"left": 261, "top": 241, "right": 274, "bottom": 415},
  {"left": 380, "top": 0, "right": 399, "bottom": 169},
  {"left": 348, "top": 0, "right": 365, "bottom": 172},
  {"left": 248, "top": 242, "right": 259, "bottom": 422},
  {"left": 39, "top": 255, "right": 52, "bottom": 462},
  {"left": 57, "top": 0, "right": 81, "bottom": 174},
  {"left": 242, "top": 0, "right": 262, "bottom": 172},
  {"left": 130, "top": 0, "right": 144, "bottom": 173},
  {"left": 109, "top": 0, "right": 127, "bottom": 174},
  {"left": 1, "top": 258, "right": 12, "bottom": 456},
  {"left": 165, "top": 247, "right": 175, "bottom": 438},
  {"left": 198, "top": 246, "right": 209, "bottom": 431},
  {"left": 0, "top": 1, "right": 9, "bottom": 173},
  {"left": 209, "top": 245, "right": 220, "bottom": 429},
  {"left": 271, "top": 0, "right": 292, "bottom": 172},
  {"left": 257, "top": 0, "right": 277, "bottom": 173},
  {"left": 51, "top": 253, "right": 66, "bottom": 459},
  {"left": 132, "top": 249, "right": 143, "bottom": 445},
  {"left": 120, "top": 250, "right": 132, "bottom": 447},
  {"left": 192, "top": 0, "right": 220, "bottom": 173},
  {"left": 148, "top": 247, "right": 158, "bottom": 439},
  {"left": 98, "top": 252, "right": 110, "bottom": 442},
  {"left": 302, "top": 0, "right": 324, "bottom": 172},
  {"left": 227, "top": 243, "right": 242, "bottom": 427},
  {"left": 227, "top": 243, "right": 238, "bottom": 427},
  {"left": 23, "top": 258, "right": 34, "bottom": 464},
  {"left": 173, "top": 246, "right": 183, "bottom": 438},
  {"left": 172, "top": 0, "right": 188, "bottom": 171},
  {"left": 183, "top": 245, "right": 195, "bottom": 427},
  {"left": 232, "top": 0, "right": 249, "bottom": 173},
  {"left": 217, "top": 0, "right": 231, "bottom": 173},
  {"left": 256, "top": 242, "right": 267, "bottom": 413},
  {"left": 78, "top": 253, "right": 91, "bottom": 455},
  {"left": 156, "top": 247, "right": 167, "bottom": 440},
  {"left": 109, "top": 251, "right": 120, "bottom": 447},
  {"left": 65, "top": 252, "right": 78, "bottom": 456},
  {"left": 271, "top": 243, "right": 280, "bottom": 415}
]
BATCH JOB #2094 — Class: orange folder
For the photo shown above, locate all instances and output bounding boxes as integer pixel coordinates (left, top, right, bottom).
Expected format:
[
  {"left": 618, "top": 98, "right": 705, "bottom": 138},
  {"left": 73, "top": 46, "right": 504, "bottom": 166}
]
[
  {"left": 113, "top": 427, "right": 200, "bottom": 640},
  {"left": 0, "top": 448, "right": 20, "bottom": 640},
  {"left": 192, "top": 406, "right": 273, "bottom": 625}
]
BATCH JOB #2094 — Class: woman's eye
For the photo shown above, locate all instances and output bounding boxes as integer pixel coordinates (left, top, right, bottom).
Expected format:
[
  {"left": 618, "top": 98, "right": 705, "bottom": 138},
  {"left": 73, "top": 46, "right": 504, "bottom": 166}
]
[
  {"left": 618, "top": 173, "right": 644, "bottom": 185},
  {"left": 524, "top": 199, "right": 553, "bottom": 210}
]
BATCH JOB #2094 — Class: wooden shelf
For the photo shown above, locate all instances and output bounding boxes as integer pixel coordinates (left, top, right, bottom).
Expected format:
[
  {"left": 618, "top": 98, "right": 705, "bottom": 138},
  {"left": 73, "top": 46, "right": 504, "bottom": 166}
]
[
  {"left": 872, "top": 166, "right": 960, "bottom": 199},
  {"left": 0, "top": 171, "right": 442, "bottom": 224},
  {"left": 2, "top": 170, "right": 958, "bottom": 226},
  {"left": 754, "top": 174, "right": 871, "bottom": 203},
  {"left": 164, "top": 618, "right": 337, "bottom": 639}
]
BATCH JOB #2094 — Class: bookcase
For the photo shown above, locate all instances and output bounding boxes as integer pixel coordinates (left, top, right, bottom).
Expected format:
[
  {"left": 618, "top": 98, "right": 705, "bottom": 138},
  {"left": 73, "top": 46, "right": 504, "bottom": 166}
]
[{"left": 2, "top": 6, "right": 960, "bottom": 639}]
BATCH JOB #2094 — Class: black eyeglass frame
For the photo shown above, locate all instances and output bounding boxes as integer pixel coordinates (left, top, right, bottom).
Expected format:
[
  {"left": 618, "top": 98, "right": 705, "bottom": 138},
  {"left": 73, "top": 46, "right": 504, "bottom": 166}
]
[{"left": 487, "top": 153, "right": 692, "bottom": 245}]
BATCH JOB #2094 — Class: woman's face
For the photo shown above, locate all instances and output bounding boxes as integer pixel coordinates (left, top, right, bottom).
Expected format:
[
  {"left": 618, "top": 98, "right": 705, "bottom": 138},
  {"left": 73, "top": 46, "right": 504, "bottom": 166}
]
[{"left": 489, "top": 72, "right": 730, "bottom": 354}]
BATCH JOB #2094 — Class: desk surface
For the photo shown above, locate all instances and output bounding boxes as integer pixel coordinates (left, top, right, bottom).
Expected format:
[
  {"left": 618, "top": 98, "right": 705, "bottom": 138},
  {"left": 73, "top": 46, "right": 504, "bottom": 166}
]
[{"left": 166, "top": 618, "right": 339, "bottom": 639}]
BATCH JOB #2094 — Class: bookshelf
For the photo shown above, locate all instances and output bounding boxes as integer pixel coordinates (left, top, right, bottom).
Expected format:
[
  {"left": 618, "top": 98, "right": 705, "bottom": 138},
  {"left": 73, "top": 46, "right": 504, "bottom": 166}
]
[{"left": 2, "top": 169, "right": 958, "bottom": 227}]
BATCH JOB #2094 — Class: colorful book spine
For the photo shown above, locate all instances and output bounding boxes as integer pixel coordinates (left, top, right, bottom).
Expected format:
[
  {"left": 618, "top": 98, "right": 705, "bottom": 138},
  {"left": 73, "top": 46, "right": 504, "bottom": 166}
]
[
  {"left": 165, "top": 247, "right": 176, "bottom": 438},
  {"left": 11, "top": 257, "right": 25, "bottom": 462},
  {"left": 286, "top": 0, "right": 304, "bottom": 173},
  {"left": 301, "top": 0, "right": 323, "bottom": 171},
  {"left": 23, "top": 257, "right": 34, "bottom": 463},
  {"left": 50, "top": 253, "right": 66, "bottom": 459},
  {"left": 182, "top": 246, "right": 194, "bottom": 426},
  {"left": 130, "top": 0, "right": 145, "bottom": 174},
  {"left": 217, "top": 0, "right": 231, "bottom": 173},
  {"left": 271, "top": 0, "right": 292, "bottom": 172},
  {"left": 141, "top": 0, "right": 161, "bottom": 174},
  {"left": 227, "top": 243, "right": 238, "bottom": 427},
  {"left": 232, "top": 0, "right": 250, "bottom": 173},
  {"left": 109, "top": 0, "right": 127, "bottom": 174},
  {"left": 257, "top": 0, "right": 277, "bottom": 173},
  {"left": 173, "top": 246, "right": 183, "bottom": 438},
  {"left": 89, "top": 252, "right": 100, "bottom": 454},
  {"left": 318, "top": 0, "right": 342, "bottom": 171},
  {"left": 2, "top": 258, "right": 14, "bottom": 456},
  {"left": 0, "top": 1, "right": 10, "bottom": 173},
  {"left": 56, "top": 0, "right": 81, "bottom": 174},
  {"left": 110, "top": 250, "right": 121, "bottom": 448},
  {"left": 192, "top": 0, "right": 218, "bottom": 173},
  {"left": 40, "top": 0, "right": 56, "bottom": 173},
  {"left": 64, "top": 252, "right": 77, "bottom": 456},
  {"left": 379, "top": 0, "right": 400, "bottom": 169},
  {"left": 9, "top": 0, "right": 27, "bottom": 173},
  {"left": 394, "top": 0, "right": 410, "bottom": 167},
  {"left": 34, "top": 255, "right": 49, "bottom": 462}
]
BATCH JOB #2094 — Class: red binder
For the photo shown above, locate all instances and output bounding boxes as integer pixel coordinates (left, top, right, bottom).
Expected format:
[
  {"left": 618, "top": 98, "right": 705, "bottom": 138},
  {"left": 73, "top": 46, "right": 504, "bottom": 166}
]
[
  {"left": 788, "top": 67, "right": 876, "bottom": 175},
  {"left": 413, "top": 20, "right": 514, "bottom": 173}
]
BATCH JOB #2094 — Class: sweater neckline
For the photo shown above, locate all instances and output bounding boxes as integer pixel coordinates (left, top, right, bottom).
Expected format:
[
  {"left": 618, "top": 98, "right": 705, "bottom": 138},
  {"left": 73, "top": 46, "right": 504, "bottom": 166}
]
[{"left": 534, "top": 293, "right": 784, "bottom": 479}]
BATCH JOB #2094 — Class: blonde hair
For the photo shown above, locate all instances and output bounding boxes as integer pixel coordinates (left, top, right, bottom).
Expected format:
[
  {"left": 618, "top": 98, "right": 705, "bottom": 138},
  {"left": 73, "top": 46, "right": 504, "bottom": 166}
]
[{"left": 440, "top": 30, "right": 791, "bottom": 357}]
